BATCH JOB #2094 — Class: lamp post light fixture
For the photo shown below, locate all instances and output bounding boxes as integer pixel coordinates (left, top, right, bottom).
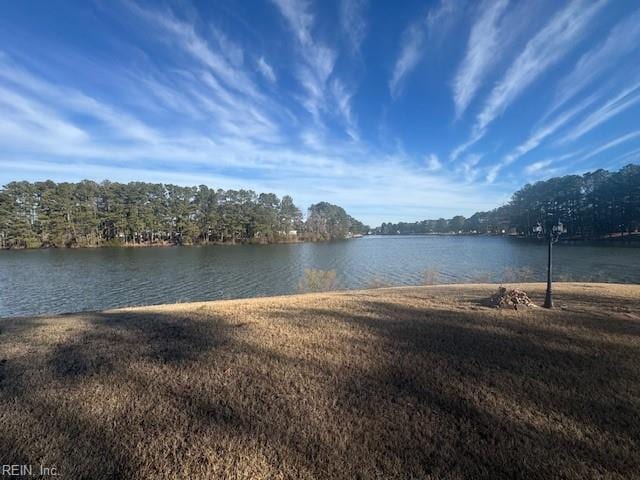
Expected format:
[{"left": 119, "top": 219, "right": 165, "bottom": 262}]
[{"left": 535, "top": 220, "right": 566, "bottom": 308}]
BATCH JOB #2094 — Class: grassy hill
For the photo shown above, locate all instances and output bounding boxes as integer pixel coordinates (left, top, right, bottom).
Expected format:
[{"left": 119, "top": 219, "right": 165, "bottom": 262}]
[{"left": 1, "top": 283, "right": 639, "bottom": 479}]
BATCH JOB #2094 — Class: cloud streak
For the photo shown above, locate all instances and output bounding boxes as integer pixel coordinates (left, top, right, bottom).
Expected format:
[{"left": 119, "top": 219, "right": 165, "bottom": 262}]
[
  {"left": 551, "top": 8, "right": 640, "bottom": 113},
  {"left": 559, "top": 81, "right": 640, "bottom": 145},
  {"left": 452, "top": 0, "right": 606, "bottom": 160},
  {"left": 389, "top": 21, "right": 426, "bottom": 99},
  {"left": 271, "top": 0, "right": 358, "bottom": 136},
  {"left": 578, "top": 130, "right": 640, "bottom": 163},
  {"left": 390, "top": 0, "right": 458, "bottom": 99},
  {"left": 1, "top": 0, "right": 637, "bottom": 225},
  {"left": 257, "top": 56, "right": 277, "bottom": 83},
  {"left": 0, "top": 44, "right": 504, "bottom": 227},
  {"left": 340, "top": 0, "right": 367, "bottom": 54},
  {"left": 452, "top": 0, "right": 509, "bottom": 118},
  {"left": 484, "top": 92, "right": 598, "bottom": 182}
]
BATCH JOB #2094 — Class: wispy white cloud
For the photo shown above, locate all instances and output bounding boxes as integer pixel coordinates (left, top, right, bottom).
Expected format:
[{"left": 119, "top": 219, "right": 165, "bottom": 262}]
[
  {"left": 130, "top": 4, "right": 264, "bottom": 104},
  {"left": 123, "top": 4, "right": 294, "bottom": 146},
  {"left": 458, "top": 153, "right": 482, "bottom": 182},
  {"left": 476, "top": 0, "right": 605, "bottom": 134},
  {"left": 389, "top": 22, "right": 425, "bottom": 99},
  {"left": 449, "top": 137, "right": 479, "bottom": 165},
  {"left": 0, "top": 143, "right": 504, "bottom": 225},
  {"left": 424, "top": 0, "right": 460, "bottom": 45},
  {"left": 520, "top": 151, "right": 578, "bottom": 178},
  {"left": 270, "top": 0, "right": 361, "bottom": 141},
  {"left": 611, "top": 147, "right": 640, "bottom": 167},
  {"left": 551, "top": 8, "right": 640, "bottom": 113},
  {"left": 271, "top": 0, "right": 345, "bottom": 129},
  {"left": 0, "top": 46, "right": 507, "bottom": 226},
  {"left": 509, "top": 98, "right": 595, "bottom": 161},
  {"left": 578, "top": 129, "right": 640, "bottom": 163},
  {"left": 340, "top": 0, "right": 367, "bottom": 54},
  {"left": 524, "top": 158, "right": 554, "bottom": 174},
  {"left": 0, "top": 57, "right": 165, "bottom": 144},
  {"left": 483, "top": 93, "right": 598, "bottom": 182},
  {"left": 5, "top": 0, "right": 635, "bottom": 225},
  {"left": 425, "top": 154, "right": 442, "bottom": 171},
  {"left": 559, "top": 81, "right": 640, "bottom": 144},
  {"left": 452, "top": 0, "right": 509, "bottom": 118},
  {"left": 330, "top": 79, "right": 358, "bottom": 140},
  {"left": 212, "top": 27, "right": 245, "bottom": 67},
  {"left": 271, "top": 0, "right": 314, "bottom": 46},
  {"left": 295, "top": 45, "right": 336, "bottom": 119},
  {"left": 452, "top": 0, "right": 606, "bottom": 160},
  {"left": 139, "top": 74, "right": 202, "bottom": 118},
  {"left": 257, "top": 56, "right": 276, "bottom": 83},
  {"left": 0, "top": 85, "right": 88, "bottom": 144},
  {"left": 485, "top": 164, "right": 501, "bottom": 183},
  {"left": 390, "top": 0, "right": 458, "bottom": 99}
]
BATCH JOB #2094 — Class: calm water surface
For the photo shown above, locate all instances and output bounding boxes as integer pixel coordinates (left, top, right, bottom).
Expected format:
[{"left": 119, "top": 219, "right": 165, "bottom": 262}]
[{"left": 1, "top": 236, "right": 639, "bottom": 317}]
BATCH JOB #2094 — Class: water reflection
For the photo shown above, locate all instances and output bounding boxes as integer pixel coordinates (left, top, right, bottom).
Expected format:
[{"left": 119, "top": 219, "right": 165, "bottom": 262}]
[{"left": 1, "top": 236, "right": 639, "bottom": 317}]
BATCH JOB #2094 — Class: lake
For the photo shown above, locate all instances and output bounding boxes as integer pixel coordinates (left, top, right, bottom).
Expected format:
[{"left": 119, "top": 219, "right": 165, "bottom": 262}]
[{"left": 1, "top": 235, "right": 639, "bottom": 317}]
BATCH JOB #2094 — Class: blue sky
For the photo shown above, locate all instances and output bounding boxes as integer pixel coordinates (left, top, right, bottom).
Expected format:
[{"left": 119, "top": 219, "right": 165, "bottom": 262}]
[{"left": 1, "top": 0, "right": 639, "bottom": 225}]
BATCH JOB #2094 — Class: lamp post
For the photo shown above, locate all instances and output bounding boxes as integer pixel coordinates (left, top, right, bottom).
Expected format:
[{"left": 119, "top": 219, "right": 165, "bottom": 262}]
[{"left": 535, "top": 220, "right": 566, "bottom": 309}]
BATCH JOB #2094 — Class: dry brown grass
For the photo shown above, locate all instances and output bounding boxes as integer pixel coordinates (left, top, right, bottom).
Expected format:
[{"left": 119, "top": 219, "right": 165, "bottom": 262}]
[{"left": 1, "top": 283, "right": 639, "bottom": 479}]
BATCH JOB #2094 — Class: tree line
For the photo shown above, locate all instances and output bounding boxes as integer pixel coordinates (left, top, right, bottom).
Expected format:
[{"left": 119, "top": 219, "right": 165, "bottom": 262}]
[
  {"left": 0, "top": 181, "right": 369, "bottom": 249},
  {"left": 375, "top": 164, "right": 640, "bottom": 239}
]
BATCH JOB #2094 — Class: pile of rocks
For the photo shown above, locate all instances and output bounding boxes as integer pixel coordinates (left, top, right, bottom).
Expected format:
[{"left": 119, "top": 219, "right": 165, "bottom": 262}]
[{"left": 489, "top": 287, "right": 536, "bottom": 309}]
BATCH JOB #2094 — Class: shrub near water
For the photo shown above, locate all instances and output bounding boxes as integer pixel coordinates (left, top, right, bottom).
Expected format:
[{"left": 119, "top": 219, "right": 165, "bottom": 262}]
[
  {"left": 367, "top": 276, "right": 394, "bottom": 289},
  {"left": 298, "top": 269, "right": 339, "bottom": 293},
  {"left": 422, "top": 267, "right": 440, "bottom": 285}
]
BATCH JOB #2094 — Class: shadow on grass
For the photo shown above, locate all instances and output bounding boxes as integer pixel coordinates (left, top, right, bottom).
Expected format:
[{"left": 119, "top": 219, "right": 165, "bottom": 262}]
[
  {"left": 47, "top": 311, "right": 231, "bottom": 378},
  {"left": 256, "top": 295, "right": 640, "bottom": 478},
  {"left": 0, "top": 288, "right": 639, "bottom": 479}
]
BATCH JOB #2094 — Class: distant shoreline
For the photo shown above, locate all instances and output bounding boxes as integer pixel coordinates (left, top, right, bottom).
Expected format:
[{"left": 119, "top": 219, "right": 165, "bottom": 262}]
[
  {"left": 3, "top": 232, "right": 640, "bottom": 250},
  {"left": 368, "top": 232, "right": 640, "bottom": 246},
  {"left": 0, "top": 236, "right": 364, "bottom": 251}
]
